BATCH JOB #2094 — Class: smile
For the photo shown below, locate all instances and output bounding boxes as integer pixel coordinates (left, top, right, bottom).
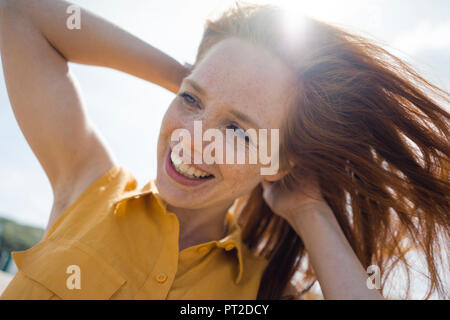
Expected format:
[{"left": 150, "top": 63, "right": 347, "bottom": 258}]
[
  {"left": 170, "top": 150, "right": 213, "bottom": 179},
  {"left": 165, "top": 148, "right": 215, "bottom": 186}
]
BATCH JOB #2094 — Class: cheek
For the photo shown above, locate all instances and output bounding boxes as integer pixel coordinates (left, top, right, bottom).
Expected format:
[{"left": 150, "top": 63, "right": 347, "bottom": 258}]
[
  {"left": 158, "top": 101, "right": 185, "bottom": 146},
  {"left": 157, "top": 103, "right": 178, "bottom": 160},
  {"left": 219, "top": 163, "right": 261, "bottom": 195},
  {"left": 160, "top": 104, "right": 177, "bottom": 135}
]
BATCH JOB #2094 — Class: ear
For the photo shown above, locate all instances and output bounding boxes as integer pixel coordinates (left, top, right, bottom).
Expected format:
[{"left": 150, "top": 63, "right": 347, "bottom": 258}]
[
  {"left": 262, "top": 160, "right": 295, "bottom": 182},
  {"left": 263, "top": 170, "right": 288, "bottom": 182}
]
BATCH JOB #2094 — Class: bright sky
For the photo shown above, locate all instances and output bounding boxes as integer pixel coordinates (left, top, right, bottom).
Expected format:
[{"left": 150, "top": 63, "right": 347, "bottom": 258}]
[{"left": 0, "top": 0, "right": 449, "bottom": 298}]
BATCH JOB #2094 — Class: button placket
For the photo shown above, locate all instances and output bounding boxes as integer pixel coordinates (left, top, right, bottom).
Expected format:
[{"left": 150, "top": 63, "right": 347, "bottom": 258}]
[{"left": 133, "top": 213, "right": 180, "bottom": 299}]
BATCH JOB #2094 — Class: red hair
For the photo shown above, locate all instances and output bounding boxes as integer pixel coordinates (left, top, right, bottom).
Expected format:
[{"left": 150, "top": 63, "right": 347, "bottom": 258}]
[{"left": 194, "top": 3, "right": 449, "bottom": 299}]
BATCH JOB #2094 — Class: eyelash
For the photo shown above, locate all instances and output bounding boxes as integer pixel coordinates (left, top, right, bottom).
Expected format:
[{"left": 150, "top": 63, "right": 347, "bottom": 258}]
[
  {"left": 179, "top": 92, "right": 198, "bottom": 107},
  {"left": 226, "top": 123, "right": 250, "bottom": 143},
  {"left": 178, "top": 92, "right": 250, "bottom": 144}
]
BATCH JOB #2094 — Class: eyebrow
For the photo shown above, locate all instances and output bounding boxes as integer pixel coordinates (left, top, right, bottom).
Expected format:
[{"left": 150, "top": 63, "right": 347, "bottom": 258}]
[
  {"left": 183, "top": 78, "right": 261, "bottom": 129},
  {"left": 183, "top": 78, "right": 208, "bottom": 98},
  {"left": 228, "top": 109, "right": 260, "bottom": 129}
]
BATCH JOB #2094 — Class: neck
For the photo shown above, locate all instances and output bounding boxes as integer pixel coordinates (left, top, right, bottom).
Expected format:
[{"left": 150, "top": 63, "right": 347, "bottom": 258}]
[{"left": 167, "top": 200, "right": 234, "bottom": 252}]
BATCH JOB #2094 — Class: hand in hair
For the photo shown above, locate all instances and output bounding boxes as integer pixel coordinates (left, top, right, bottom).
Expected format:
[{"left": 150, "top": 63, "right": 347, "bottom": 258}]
[
  {"left": 261, "top": 172, "right": 329, "bottom": 224},
  {"left": 262, "top": 174, "right": 385, "bottom": 300}
]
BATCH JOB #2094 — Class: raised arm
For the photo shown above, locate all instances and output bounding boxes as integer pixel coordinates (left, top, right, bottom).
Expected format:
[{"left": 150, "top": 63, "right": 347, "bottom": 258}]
[
  {"left": 0, "top": 0, "right": 188, "bottom": 233},
  {"left": 263, "top": 177, "right": 384, "bottom": 300}
]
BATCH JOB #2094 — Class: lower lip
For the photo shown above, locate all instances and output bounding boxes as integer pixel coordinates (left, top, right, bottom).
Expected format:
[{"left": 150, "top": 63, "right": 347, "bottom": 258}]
[{"left": 165, "top": 148, "right": 214, "bottom": 187}]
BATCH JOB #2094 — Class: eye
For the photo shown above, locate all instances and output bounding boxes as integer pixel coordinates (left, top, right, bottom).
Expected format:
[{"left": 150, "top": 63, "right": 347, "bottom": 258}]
[
  {"left": 179, "top": 92, "right": 199, "bottom": 107},
  {"left": 227, "top": 123, "right": 250, "bottom": 143}
]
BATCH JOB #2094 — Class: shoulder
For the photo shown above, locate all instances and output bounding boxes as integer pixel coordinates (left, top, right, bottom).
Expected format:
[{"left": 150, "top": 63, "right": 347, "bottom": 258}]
[{"left": 44, "top": 164, "right": 126, "bottom": 239}]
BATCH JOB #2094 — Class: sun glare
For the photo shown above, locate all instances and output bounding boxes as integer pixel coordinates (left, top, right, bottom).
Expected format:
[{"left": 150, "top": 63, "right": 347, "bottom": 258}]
[{"left": 253, "top": 0, "right": 362, "bottom": 22}]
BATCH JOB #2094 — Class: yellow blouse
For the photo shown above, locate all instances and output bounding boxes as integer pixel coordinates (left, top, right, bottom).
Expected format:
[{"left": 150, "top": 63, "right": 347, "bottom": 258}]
[{"left": 0, "top": 166, "right": 269, "bottom": 300}]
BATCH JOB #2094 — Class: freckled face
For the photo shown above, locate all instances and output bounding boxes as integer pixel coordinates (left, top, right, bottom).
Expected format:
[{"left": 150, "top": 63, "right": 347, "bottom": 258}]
[{"left": 155, "top": 37, "right": 297, "bottom": 209}]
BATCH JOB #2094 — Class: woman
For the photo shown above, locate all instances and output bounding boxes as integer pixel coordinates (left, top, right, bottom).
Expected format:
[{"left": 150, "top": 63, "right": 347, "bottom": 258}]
[{"left": 0, "top": 0, "right": 448, "bottom": 300}]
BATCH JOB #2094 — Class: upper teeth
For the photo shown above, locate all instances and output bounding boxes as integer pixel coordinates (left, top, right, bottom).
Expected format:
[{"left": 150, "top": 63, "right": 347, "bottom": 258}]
[{"left": 170, "top": 150, "right": 212, "bottom": 179}]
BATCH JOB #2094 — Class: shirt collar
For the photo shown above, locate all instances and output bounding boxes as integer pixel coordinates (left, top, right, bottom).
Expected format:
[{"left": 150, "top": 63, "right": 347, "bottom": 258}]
[
  {"left": 217, "top": 210, "right": 245, "bottom": 284},
  {"left": 112, "top": 175, "right": 245, "bottom": 284}
]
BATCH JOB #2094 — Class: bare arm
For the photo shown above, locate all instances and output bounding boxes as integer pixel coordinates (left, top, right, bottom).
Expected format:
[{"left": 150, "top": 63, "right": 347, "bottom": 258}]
[
  {"left": 0, "top": 0, "right": 188, "bottom": 233},
  {"left": 287, "top": 203, "right": 384, "bottom": 300},
  {"left": 263, "top": 171, "right": 384, "bottom": 300}
]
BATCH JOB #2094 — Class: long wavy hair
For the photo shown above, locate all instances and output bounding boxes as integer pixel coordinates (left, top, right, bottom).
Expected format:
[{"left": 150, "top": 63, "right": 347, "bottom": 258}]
[{"left": 192, "top": 3, "right": 450, "bottom": 299}]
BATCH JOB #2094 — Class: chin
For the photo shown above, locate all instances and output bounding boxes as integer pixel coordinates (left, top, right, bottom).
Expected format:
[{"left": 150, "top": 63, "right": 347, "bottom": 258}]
[{"left": 154, "top": 172, "right": 207, "bottom": 209}]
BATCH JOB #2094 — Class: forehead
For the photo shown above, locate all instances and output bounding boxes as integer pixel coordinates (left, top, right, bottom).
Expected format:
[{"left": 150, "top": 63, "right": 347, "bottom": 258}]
[{"left": 189, "top": 38, "right": 297, "bottom": 127}]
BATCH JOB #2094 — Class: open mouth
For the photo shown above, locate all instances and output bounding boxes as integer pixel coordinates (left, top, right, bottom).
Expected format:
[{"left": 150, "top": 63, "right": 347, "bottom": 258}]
[
  {"left": 170, "top": 149, "right": 214, "bottom": 179},
  {"left": 165, "top": 148, "right": 214, "bottom": 185}
]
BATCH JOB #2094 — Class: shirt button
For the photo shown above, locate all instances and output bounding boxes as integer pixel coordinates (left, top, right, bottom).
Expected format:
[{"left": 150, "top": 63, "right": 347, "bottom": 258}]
[
  {"left": 155, "top": 273, "right": 168, "bottom": 283},
  {"left": 225, "top": 243, "right": 235, "bottom": 251}
]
